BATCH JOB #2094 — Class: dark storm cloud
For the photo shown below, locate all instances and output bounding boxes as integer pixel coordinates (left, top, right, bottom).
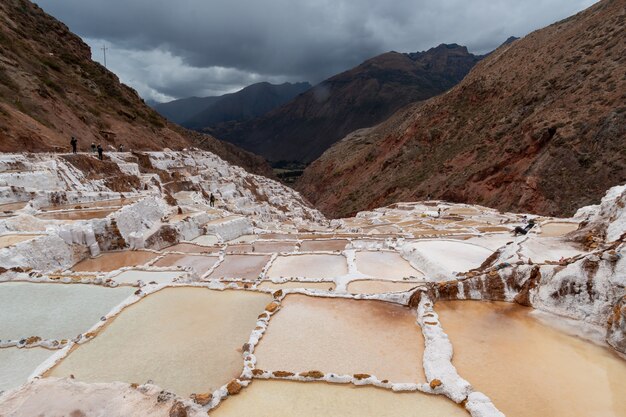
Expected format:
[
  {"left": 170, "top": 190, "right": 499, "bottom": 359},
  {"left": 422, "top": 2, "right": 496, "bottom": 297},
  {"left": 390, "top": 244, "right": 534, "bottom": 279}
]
[{"left": 36, "top": 0, "right": 597, "bottom": 101}]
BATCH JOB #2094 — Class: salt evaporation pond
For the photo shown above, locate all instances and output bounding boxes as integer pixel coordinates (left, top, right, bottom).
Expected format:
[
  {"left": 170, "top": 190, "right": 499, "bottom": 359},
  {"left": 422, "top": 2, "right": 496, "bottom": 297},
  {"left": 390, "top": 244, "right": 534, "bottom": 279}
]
[
  {"left": 347, "top": 280, "right": 420, "bottom": 294},
  {"left": 48, "top": 288, "right": 271, "bottom": 396},
  {"left": 355, "top": 251, "right": 422, "bottom": 280},
  {"left": 257, "top": 280, "right": 336, "bottom": 291},
  {"left": 162, "top": 243, "right": 221, "bottom": 254},
  {"left": 255, "top": 294, "right": 425, "bottom": 382},
  {"left": 408, "top": 240, "right": 492, "bottom": 274},
  {"left": 0, "top": 234, "right": 42, "bottom": 248},
  {"left": 72, "top": 251, "right": 158, "bottom": 272},
  {"left": 0, "top": 282, "right": 134, "bottom": 340},
  {"left": 212, "top": 380, "right": 468, "bottom": 417},
  {"left": 209, "top": 255, "right": 271, "bottom": 279},
  {"left": 436, "top": 301, "right": 626, "bottom": 417},
  {"left": 540, "top": 222, "right": 579, "bottom": 237},
  {"left": 299, "top": 239, "right": 349, "bottom": 252},
  {"left": 267, "top": 255, "right": 348, "bottom": 279},
  {"left": 35, "top": 208, "right": 117, "bottom": 221},
  {"left": 152, "top": 254, "right": 219, "bottom": 276},
  {"left": 111, "top": 270, "right": 183, "bottom": 285},
  {"left": 252, "top": 241, "right": 297, "bottom": 253},
  {"left": 0, "top": 348, "right": 55, "bottom": 392}
]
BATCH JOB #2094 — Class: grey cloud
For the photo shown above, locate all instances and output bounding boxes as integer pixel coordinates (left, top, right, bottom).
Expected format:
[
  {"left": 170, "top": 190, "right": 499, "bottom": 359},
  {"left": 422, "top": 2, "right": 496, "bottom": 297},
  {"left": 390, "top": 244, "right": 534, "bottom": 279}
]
[{"left": 36, "top": 0, "right": 597, "bottom": 101}]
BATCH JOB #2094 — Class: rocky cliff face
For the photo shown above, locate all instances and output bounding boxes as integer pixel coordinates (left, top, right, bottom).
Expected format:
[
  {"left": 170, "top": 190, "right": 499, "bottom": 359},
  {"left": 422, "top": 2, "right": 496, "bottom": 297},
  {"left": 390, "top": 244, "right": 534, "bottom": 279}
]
[
  {"left": 298, "top": 0, "right": 625, "bottom": 218},
  {"left": 210, "top": 44, "right": 482, "bottom": 163},
  {"left": 0, "top": 0, "right": 272, "bottom": 177}
]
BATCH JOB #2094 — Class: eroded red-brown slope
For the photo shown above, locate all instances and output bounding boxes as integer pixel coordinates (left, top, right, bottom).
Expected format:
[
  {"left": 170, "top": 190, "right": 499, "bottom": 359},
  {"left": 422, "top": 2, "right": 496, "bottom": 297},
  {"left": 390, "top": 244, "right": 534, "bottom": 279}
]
[{"left": 298, "top": 0, "right": 626, "bottom": 218}]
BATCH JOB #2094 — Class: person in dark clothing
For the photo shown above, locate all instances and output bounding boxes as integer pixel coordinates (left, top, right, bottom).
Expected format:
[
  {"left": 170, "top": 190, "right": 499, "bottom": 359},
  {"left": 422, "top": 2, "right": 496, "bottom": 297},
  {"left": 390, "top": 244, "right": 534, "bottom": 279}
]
[
  {"left": 118, "top": 144, "right": 124, "bottom": 152},
  {"left": 70, "top": 137, "right": 77, "bottom": 154},
  {"left": 514, "top": 219, "right": 536, "bottom": 236},
  {"left": 97, "top": 144, "right": 103, "bottom": 160},
  {"left": 209, "top": 193, "right": 216, "bottom": 207},
  {"left": 91, "top": 143, "right": 97, "bottom": 153}
]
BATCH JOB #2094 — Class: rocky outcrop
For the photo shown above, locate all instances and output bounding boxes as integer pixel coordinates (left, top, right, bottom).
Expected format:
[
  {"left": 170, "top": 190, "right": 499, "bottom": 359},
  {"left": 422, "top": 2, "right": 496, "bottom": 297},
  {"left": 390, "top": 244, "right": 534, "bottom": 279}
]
[
  {"left": 607, "top": 296, "right": 626, "bottom": 353},
  {"left": 210, "top": 44, "right": 482, "bottom": 163},
  {"left": 298, "top": 0, "right": 626, "bottom": 218}
]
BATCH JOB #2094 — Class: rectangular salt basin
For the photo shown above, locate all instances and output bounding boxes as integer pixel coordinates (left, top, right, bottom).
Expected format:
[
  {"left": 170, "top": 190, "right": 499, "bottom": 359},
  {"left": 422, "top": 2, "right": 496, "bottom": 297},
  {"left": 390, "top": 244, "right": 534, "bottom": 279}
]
[
  {"left": 152, "top": 254, "right": 219, "bottom": 276},
  {"left": 540, "top": 222, "right": 579, "bottom": 237},
  {"left": 72, "top": 251, "right": 159, "bottom": 272},
  {"left": 0, "top": 234, "right": 42, "bottom": 248},
  {"left": 355, "top": 251, "right": 423, "bottom": 281},
  {"left": 211, "top": 380, "right": 468, "bottom": 417},
  {"left": 255, "top": 294, "right": 425, "bottom": 382},
  {"left": 112, "top": 270, "right": 184, "bottom": 285},
  {"left": 209, "top": 255, "right": 270, "bottom": 280},
  {"left": 225, "top": 244, "right": 254, "bottom": 254},
  {"left": 48, "top": 288, "right": 271, "bottom": 396},
  {"left": 347, "top": 280, "right": 420, "bottom": 295},
  {"left": 162, "top": 243, "right": 221, "bottom": 254},
  {"left": 0, "top": 282, "right": 134, "bottom": 340},
  {"left": 299, "top": 239, "right": 349, "bottom": 252},
  {"left": 190, "top": 235, "right": 220, "bottom": 246},
  {"left": 252, "top": 241, "right": 297, "bottom": 253},
  {"left": 436, "top": 301, "right": 626, "bottom": 417},
  {"left": 257, "top": 280, "right": 336, "bottom": 291},
  {"left": 267, "top": 254, "right": 348, "bottom": 279},
  {"left": 0, "top": 348, "right": 55, "bottom": 392},
  {"left": 36, "top": 208, "right": 117, "bottom": 221}
]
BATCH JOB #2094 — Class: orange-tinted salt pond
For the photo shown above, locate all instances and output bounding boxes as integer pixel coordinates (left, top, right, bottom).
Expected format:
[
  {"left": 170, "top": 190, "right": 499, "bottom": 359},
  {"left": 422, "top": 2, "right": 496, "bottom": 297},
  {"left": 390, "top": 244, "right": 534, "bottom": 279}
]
[
  {"left": 36, "top": 208, "right": 117, "bottom": 221},
  {"left": 267, "top": 255, "right": 347, "bottom": 279},
  {"left": 162, "top": 243, "right": 221, "bottom": 254},
  {"left": 0, "top": 201, "right": 27, "bottom": 212},
  {"left": 355, "top": 251, "right": 422, "bottom": 281},
  {"left": 153, "top": 254, "right": 218, "bottom": 276},
  {"left": 71, "top": 251, "right": 158, "bottom": 272},
  {"left": 436, "top": 301, "right": 626, "bottom": 417},
  {"left": 255, "top": 295, "right": 425, "bottom": 382},
  {"left": 252, "top": 241, "right": 297, "bottom": 253},
  {"left": 257, "top": 280, "right": 336, "bottom": 291},
  {"left": 225, "top": 244, "right": 254, "bottom": 254},
  {"left": 299, "top": 239, "right": 349, "bottom": 252},
  {"left": 0, "top": 234, "right": 42, "bottom": 248},
  {"left": 48, "top": 288, "right": 271, "bottom": 396},
  {"left": 347, "top": 280, "right": 420, "bottom": 294},
  {"left": 209, "top": 255, "right": 271, "bottom": 280},
  {"left": 540, "top": 222, "right": 579, "bottom": 237},
  {"left": 211, "top": 380, "right": 468, "bottom": 417}
]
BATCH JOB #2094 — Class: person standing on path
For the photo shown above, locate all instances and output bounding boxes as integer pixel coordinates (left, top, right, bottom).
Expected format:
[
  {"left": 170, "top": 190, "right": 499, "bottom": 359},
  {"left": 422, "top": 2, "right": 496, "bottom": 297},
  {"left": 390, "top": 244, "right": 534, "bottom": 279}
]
[
  {"left": 70, "top": 136, "right": 77, "bottom": 154},
  {"left": 210, "top": 193, "right": 216, "bottom": 207},
  {"left": 97, "top": 144, "right": 103, "bottom": 160}
]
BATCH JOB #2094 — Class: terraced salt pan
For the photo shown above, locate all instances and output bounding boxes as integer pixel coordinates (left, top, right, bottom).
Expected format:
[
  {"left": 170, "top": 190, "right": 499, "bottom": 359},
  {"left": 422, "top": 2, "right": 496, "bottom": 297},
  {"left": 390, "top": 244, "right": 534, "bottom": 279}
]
[
  {"left": 226, "top": 244, "right": 254, "bottom": 254},
  {"left": 211, "top": 380, "right": 468, "bottom": 417},
  {"left": 347, "top": 280, "right": 420, "bottom": 295},
  {"left": 35, "top": 208, "right": 117, "bottom": 221},
  {"left": 267, "top": 255, "right": 347, "bottom": 279},
  {"left": 518, "top": 237, "right": 585, "bottom": 263},
  {"left": 227, "top": 234, "right": 258, "bottom": 244},
  {"left": 404, "top": 240, "right": 493, "bottom": 279},
  {"left": 0, "top": 201, "right": 27, "bottom": 212},
  {"left": 252, "top": 241, "right": 297, "bottom": 253},
  {"left": 42, "top": 198, "right": 140, "bottom": 211},
  {"left": 111, "top": 270, "right": 184, "bottom": 285},
  {"left": 0, "top": 234, "right": 42, "bottom": 248},
  {"left": 540, "top": 221, "right": 579, "bottom": 237},
  {"left": 162, "top": 243, "right": 221, "bottom": 254},
  {"left": 72, "top": 251, "right": 158, "bottom": 272},
  {"left": 437, "top": 301, "right": 626, "bottom": 417},
  {"left": 49, "top": 288, "right": 271, "bottom": 396},
  {"left": 153, "top": 254, "right": 219, "bottom": 276},
  {"left": 255, "top": 294, "right": 425, "bottom": 382},
  {"left": 355, "top": 251, "right": 423, "bottom": 281},
  {"left": 0, "top": 348, "right": 55, "bottom": 392},
  {"left": 299, "top": 239, "right": 349, "bottom": 252},
  {"left": 258, "top": 280, "right": 336, "bottom": 291},
  {"left": 0, "top": 282, "right": 134, "bottom": 340},
  {"left": 190, "top": 234, "right": 220, "bottom": 246},
  {"left": 209, "top": 255, "right": 271, "bottom": 279}
]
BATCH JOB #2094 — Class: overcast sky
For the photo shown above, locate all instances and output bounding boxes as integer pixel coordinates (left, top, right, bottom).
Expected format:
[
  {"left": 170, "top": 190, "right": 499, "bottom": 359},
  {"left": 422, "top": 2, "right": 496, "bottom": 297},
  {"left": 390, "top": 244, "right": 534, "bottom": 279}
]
[{"left": 36, "top": 0, "right": 597, "bottom": 102}]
